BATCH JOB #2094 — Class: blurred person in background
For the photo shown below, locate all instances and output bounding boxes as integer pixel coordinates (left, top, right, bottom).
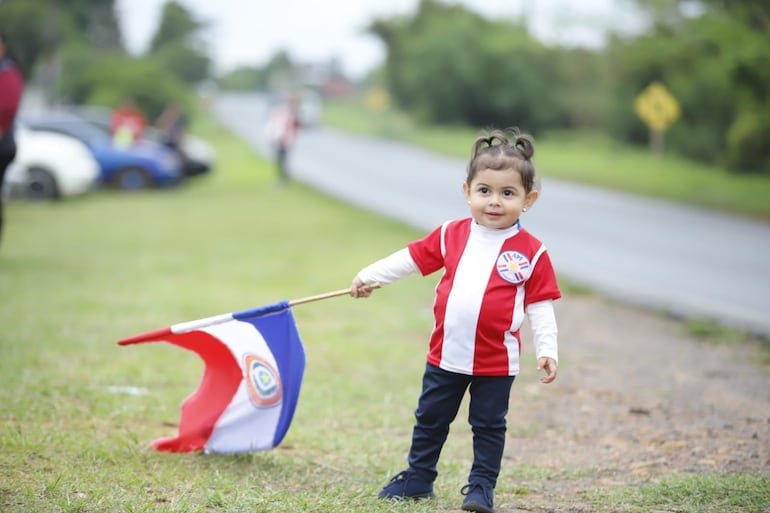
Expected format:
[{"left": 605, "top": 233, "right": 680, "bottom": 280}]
[
  {"left": 0, "top": 28, "right": 24, "bottom": 245},
  {"left": 110, "top": 97, "right": 147, "bottom": 148},
  {"left": 265, "top": 93, "right": 300, "bottom": 187},
  {"left": 156, "top": 101, "right": 188, "bottom": 158}
]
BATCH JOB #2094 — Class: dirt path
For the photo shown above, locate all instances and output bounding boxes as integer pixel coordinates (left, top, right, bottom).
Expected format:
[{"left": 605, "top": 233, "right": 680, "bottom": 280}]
[{"left": 498, "top": 294, "right": 769, "bottom": 512}]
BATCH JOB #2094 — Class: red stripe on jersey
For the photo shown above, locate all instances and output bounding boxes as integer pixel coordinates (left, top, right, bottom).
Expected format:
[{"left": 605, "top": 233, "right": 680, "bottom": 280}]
[{"left": 409, "top": 220, "right": 472, "bottom": 367}]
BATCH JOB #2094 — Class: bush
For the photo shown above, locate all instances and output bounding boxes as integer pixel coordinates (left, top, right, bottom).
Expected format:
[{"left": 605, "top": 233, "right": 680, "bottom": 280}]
[
  {"left": 726, "top": 110, "right": 770, "bottom": 173},
  {"left": 58, "top": 47, "right": 192, "bottom": 120}
]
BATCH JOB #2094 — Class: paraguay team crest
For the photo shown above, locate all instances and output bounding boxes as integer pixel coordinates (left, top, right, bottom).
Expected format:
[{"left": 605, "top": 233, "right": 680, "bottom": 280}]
[
  {"left": 244, "top": 354, "right": 283, "bottom": 408},
  {"left": 496, "top": 251, "right": 532, "bottom": 284}
]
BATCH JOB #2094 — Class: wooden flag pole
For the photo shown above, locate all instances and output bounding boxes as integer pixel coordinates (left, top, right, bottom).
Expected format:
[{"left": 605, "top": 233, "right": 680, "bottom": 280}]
[{"left": 288, "top": 283, "right": 381, "bottom": 306}]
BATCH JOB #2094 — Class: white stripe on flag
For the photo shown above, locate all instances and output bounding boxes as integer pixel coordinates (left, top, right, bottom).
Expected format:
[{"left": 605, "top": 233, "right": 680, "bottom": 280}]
[{"left": 202, "top": 319, "right": 283, "bottom": 453}]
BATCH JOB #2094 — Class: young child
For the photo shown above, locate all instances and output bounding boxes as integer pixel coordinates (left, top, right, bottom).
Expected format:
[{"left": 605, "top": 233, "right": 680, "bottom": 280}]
[{"left": 350, "top": 128, "right": 560, "bottom": 513}]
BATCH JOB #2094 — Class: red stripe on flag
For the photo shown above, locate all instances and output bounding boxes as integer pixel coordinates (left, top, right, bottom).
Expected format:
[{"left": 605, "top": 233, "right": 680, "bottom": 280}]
[
  {"left": 151, "top": 330, "right": 243, "bottom": 452},
  {"left": 117, "top": 327, "right": 173, "bottom": 345}
]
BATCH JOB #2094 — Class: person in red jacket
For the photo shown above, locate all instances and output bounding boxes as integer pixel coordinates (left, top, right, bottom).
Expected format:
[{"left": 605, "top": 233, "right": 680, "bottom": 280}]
[
  {"left": 0, "top": 28, "right": 25, "bottom": 244},
  {"left": 110, "top": 97, "right": 147, "bottom": 148}
]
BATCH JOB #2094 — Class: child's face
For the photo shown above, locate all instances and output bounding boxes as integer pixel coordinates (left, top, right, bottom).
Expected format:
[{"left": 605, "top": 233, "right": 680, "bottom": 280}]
[{"left": 463, "top": 167, "right": 538, "bottom": 229}]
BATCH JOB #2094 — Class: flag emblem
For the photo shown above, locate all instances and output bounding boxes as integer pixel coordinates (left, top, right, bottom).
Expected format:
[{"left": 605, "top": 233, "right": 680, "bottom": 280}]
[
  {"left": 496, "top": 250, "right": 531, "bottom": 284},
  {"left": 246, "top": 354, "right": 282, "bottom": 407}
]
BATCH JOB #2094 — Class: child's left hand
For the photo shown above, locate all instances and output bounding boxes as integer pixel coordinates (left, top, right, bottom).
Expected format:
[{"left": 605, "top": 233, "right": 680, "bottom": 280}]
[{"left": 537, "top": 357, "right": 558, "bottom": 384}]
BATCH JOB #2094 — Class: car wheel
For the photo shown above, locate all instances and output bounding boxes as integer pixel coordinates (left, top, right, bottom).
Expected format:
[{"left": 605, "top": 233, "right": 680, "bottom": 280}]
[
  {"left": 25, "top": 167, "right": 60, "bottom": 200},
  {"left": 111, "top": 166, "right": 152, "bottom": 190}
]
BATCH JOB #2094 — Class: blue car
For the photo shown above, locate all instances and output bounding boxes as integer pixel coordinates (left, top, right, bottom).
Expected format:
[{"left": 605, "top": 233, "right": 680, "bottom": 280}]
[{"left": 21, "top": 112, "right": 183, "bottom": 190}]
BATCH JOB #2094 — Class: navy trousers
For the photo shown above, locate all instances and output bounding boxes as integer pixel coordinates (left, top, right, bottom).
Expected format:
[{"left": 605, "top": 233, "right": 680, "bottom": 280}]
[{"left": 407, "top": 363, "right": 515, "bottom": 488}]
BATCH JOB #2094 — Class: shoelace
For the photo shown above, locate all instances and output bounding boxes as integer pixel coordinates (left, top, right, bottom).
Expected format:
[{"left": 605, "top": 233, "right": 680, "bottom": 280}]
[
  {"left": 389, "top": 470, "right": 410, "bottom": 483},
  {"left": 461, "top": 482, "right": 492, "bottom": 502}
]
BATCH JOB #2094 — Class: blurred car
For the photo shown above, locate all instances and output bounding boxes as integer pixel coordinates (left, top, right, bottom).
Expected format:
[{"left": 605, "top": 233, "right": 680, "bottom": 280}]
[
  {"left": 21, "top": 111, "right": 183, "bottom": 190},
  {"left": 64, "top": 105, "right": 216, "bottom": 178},
  {"left": 4, "top": 125, "right": 99, "bottom": 200}
]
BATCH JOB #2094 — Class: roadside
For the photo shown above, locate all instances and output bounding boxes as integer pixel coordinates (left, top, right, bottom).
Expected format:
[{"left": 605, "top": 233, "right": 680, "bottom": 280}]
[
  {"left": 499, "top": 292, "right": 769, "bottom": 512},
  {"left": 211, "top": 94, "right": 770, "bottom": 341}
]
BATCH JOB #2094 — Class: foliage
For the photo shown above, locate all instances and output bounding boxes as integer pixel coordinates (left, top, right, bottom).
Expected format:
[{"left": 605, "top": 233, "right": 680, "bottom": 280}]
[
  {"left": 57, "top": 48, "right": 191, "bottom": 120},
  {"left": 605, "top": 8, "right": 770, "bottom": 173},
  {"left": 150, "top": 39, "right": 211, "bottom": 85},
  {"left": 368, "top": 0, "right": 566, "bottom": 132},
  {"left": 0, "top": 0, "right": 121, "bottom": 75},
  {"left": 147, "top": 0, "right": 211, "bottom": 85},
  {"left": 1, "top": 0, "right": 208, "bottom": 117},
  {"left": 5, "top": 0, "right": 768, "bottom": 173},
  {"left": 365, "top": 0, "right": 769, "bottom": 173}
]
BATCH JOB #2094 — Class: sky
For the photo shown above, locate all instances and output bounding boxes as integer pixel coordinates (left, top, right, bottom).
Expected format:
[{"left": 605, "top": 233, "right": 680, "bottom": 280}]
[{"left": 115, "top": 0, "right": 647, "bottom": 78}]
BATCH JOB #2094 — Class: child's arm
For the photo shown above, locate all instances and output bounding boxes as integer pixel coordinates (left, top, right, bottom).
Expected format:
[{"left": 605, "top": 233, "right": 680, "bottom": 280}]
[
  {"left": 527, "top": 300, "right": 558, "bottom": 384},
  {"left": 351, "top": 248, "right": 419, "bottom": 298}
]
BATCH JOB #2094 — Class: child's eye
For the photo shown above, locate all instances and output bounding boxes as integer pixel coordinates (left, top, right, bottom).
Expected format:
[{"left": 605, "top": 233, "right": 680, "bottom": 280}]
[
  {"left": 503, "top": 190, "right": 514, "bottom": 197},
  {"left": 478, "top": 187, "right": 489, "bottom": 194}
]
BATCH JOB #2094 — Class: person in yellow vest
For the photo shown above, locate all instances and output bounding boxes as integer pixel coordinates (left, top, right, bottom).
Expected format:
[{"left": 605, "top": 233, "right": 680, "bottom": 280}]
[{"left": 110, "top": 98, "right": 147, "bottom": 148}]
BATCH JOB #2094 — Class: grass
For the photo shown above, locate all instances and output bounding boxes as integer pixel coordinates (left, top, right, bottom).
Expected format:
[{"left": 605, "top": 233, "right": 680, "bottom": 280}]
[
  {"left": 1, "top": 110, "right": 767, "bottom": 512},
  {"left": 322, "top": 99, "right": 770, "bottom": 220},
  {"left": 588, "top": 473, "right": 770, "bottom": 513}
]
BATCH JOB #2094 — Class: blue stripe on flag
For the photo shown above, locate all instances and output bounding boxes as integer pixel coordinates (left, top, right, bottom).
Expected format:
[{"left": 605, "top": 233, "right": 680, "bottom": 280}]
[{"left": 234, "top": 301, "right": 306, "bottom": 448}]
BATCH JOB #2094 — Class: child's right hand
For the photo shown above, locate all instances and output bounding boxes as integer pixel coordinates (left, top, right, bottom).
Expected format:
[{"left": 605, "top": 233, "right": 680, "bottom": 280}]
[{"left": 350, "top": 277, "right": 375, "bottom": 298}]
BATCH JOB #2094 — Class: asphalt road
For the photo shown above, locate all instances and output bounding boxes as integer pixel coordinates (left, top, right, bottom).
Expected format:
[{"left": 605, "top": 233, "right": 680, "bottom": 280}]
[{"left": 212, "top": 93, "right": 770, "bottom": 339}]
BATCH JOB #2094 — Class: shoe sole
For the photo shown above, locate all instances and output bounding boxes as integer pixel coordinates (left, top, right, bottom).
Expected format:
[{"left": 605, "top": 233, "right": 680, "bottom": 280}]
[
  {"left": 379, "top": 493, "right": 435, "bottom": 501},
  {"left": 462, "top": 501, "right": 494, "bottom": 513}
]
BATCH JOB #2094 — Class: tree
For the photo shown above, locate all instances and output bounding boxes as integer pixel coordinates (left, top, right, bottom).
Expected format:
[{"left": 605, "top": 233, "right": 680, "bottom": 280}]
[
  {"left": 147, "top": 1, "right": 211, "bottom": 84},
  {"left": 0, "top": 0, "right": 121, "bottom": 75},
  {"left": 368, "top": 0, "right": 565, "bottom": 132},
  {"left": 606, "top": 0, "right": 770, "bottom": 172}
]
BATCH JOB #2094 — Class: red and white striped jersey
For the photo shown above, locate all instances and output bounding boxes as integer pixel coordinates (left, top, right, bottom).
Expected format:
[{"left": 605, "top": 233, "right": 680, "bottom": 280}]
[{"left": 408, "top": 218, "right": 561, "bottom": 376}]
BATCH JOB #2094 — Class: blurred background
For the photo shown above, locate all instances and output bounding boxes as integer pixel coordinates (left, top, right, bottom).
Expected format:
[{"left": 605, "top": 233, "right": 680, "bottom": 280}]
[{"left": 1, "top": 0, "right": 768, "bottom": 175}]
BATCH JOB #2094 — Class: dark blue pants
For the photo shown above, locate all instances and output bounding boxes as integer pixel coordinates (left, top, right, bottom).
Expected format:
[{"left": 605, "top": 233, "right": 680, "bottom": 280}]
[{"left": 407, "top": 363, "right": 515, "bottom": 488}]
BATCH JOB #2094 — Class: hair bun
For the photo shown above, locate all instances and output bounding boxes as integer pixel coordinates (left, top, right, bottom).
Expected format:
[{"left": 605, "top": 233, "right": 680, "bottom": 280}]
[{"left": 513, "top": 136, "right": 534, "bottom": 160}]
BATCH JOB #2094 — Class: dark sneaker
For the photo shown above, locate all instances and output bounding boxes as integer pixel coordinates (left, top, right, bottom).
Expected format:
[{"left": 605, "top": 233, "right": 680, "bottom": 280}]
[
  {"left": 378, "top": 470, "right": 435, "bottom": 500},
  {"left": 461, "top": 483, "right": 494, "bottom": 513}
]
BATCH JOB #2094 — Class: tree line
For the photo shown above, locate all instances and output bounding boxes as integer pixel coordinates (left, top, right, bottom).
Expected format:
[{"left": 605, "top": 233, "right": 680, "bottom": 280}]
[
  {"left": 0, "top": 0, "right": 209, "bottom": 120},
  {"left": 2, "top": 0, "right": 767, "bottom": 172},
  {"left": 367, "top": 0, "right": 769, "bottom": 173}
]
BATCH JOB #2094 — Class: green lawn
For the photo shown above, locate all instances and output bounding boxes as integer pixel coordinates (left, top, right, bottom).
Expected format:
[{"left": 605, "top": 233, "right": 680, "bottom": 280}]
[
  {"left": 323, "top": 100, "right": 770, "bottom": 220},
  {"left": 0, "top": 111, "right": 766, "bottom": 512}
]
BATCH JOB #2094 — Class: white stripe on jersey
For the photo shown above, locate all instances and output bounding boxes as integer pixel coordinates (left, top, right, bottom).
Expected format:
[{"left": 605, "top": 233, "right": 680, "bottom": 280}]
[
  {"left": 439, "top": 223, "right": 518, "bottom": 374},
  {"left": 504, "top": 285, "right": 527, "bottom": 375}
]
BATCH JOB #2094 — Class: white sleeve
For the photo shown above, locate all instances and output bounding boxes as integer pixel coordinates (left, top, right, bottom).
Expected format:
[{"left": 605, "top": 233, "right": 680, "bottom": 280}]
[
  {"left": 527, "top": 300, "right": 558, "bottom": 363},
  {"left": 356, "top": 248, "right": 419, "bottom": 285}
]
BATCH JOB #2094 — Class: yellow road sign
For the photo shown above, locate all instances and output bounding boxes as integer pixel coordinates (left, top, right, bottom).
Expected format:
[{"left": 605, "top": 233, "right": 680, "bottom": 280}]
[{"left": 634, "top": 82, "right": 680, "bottom": 132}]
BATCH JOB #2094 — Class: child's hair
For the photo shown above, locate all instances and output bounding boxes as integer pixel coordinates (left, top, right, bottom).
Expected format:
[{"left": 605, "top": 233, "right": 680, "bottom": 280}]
[{"left": 466, "top": 128, "right": 537, "bottom": 193}]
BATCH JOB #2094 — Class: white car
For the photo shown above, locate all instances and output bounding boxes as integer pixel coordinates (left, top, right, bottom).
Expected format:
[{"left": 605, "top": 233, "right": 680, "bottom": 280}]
[{"left": 4, "top": 125, "right": 100, "bottom": 200}]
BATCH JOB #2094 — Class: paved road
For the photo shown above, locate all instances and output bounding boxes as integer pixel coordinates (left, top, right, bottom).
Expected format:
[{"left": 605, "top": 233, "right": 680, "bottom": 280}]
[{"left": 212, "top": 93, "right": 770, "bottom": 339}]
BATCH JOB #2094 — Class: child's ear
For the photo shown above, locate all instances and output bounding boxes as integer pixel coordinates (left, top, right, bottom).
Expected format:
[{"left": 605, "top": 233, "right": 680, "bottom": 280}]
[
  {"left": 462, "top": 181, "right": 471, "bottom": 203},
  {"left": 524, "top": 190, "right": 539, "bottom": 210}
]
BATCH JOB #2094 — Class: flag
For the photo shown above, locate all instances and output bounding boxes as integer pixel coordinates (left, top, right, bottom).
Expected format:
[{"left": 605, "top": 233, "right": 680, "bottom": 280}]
[{"left": 118, "top": 301, "right": 306, "bottom": 454}]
